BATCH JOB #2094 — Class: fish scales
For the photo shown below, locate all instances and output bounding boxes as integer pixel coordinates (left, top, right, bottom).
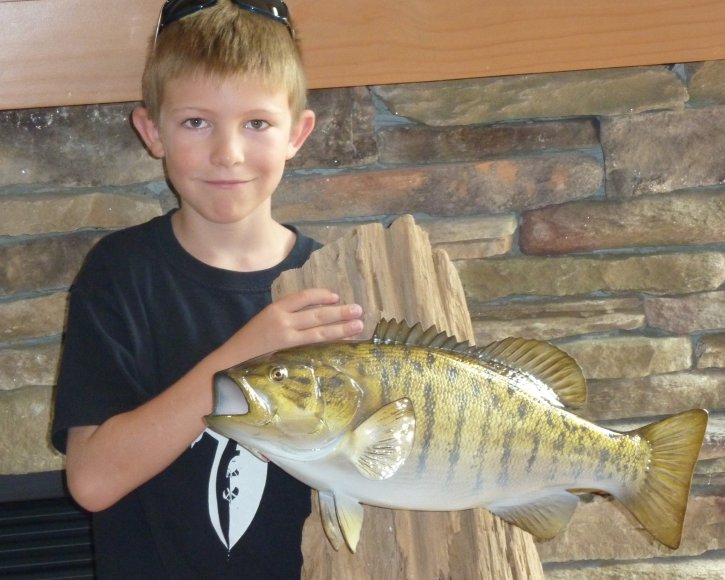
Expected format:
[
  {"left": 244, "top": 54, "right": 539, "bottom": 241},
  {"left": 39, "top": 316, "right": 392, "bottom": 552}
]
[
  {"left": 349, "top": 342, "right": 505, "bottom": 498},
  {"left": 239, "top": 339, "right": 629, "bottom": 503},
  {"left": 206, "top": 319, "right": 708, "bottom": 553}
]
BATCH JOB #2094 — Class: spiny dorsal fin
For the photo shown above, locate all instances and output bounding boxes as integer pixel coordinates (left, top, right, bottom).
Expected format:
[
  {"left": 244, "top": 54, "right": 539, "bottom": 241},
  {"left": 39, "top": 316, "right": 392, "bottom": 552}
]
[
  {"left": 373, "top": 319, "right": 471, "bottom": 353},
  {"left": 372, "top": 320, "right": 586, "bottom": 408},
  {"left": 477, "top": 337, "right": 587, "bottom": 408}
]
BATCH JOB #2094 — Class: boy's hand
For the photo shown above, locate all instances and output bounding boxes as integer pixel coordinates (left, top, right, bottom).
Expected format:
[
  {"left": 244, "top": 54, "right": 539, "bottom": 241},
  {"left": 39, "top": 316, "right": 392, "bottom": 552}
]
[{"left": 226, "top": 288, "right": 364, "bottom": 362}]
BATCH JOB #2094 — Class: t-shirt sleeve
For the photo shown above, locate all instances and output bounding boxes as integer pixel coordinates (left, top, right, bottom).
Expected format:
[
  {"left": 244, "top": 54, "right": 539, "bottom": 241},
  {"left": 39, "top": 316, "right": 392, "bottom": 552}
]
[{"left": 51, "top": 244, "right": 147, "bottom": 454}]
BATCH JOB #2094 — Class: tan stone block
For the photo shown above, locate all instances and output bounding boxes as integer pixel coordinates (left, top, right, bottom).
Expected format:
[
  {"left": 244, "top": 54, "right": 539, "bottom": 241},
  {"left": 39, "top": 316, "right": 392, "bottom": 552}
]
[
  {"left": 583, "top": 371, "right": 724, "bottom": 421},
  {"left": 373, "top": 66, "right": 685, "bottom": 126},
  {"left": 687, "top": 60, "right": 725, "bottom": 105},
  {"left": 602, "top": 107, "right": 725, "bottom": 197},
  {"left": 645, "top": 292, "right": 725, "bottom": 334},
  {"left": 0, "top": 292, "right": 67, "bottom": 342},
  {"left": 274, "top": 156, "right": 602, "bottom": 221},
  {"left": 0, "top": 231, "right": 101, "bottom": 297},
  {"left": 544, "top": 554, "right": 725, "bottom": 580},
  {"left": 470, "top": 298, "right": 644, "bottom": 344},
  {"left": 377, "top": 119, "right": 597, "bottom": 164},
  {"left": 291, "top": 87, "right": 377, "bottom": 169},
  {"left": 0, "top": 192, "right": 162, "bottom": 237},
  {"left": 537, "top": 494, "right": 725, "bottom": 563},
  {"left": 418, "top": 214, "right": 517, "bottom": 245},
  {"left": 697, "top": 334, "right": 725, "bottom": 369},
  {"left": 560, "top": 336, "right": 692, "bottom": 380},
  {"left": 520, "top": 191, "right": 725, "bottom": 254},
  {"left": 695, "top": 457, "right": 725, "bottom": 488},
  {"left": 457, "top": 252, "right": 725, "bottom": 303},
  {"left": 0, "top": 343, "right": 61, "bottom": 391},
  {"left": 0, "top": 385, "right": 64, "bottom": 474},
  {"left": 0, "top": 103, "right": 162, "bottom": 188},
  {"left": 700, "top": 415, "right": 725, "bottom": 462},
  {"left": 418, "top": 215, "right": 517, "bottom": 259}
]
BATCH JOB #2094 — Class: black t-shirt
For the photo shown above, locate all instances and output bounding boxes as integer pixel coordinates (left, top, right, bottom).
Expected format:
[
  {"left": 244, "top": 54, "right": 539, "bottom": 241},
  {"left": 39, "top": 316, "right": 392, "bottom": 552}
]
[{"left": 52, "top": 212, "right": 316, "bottom": 579}]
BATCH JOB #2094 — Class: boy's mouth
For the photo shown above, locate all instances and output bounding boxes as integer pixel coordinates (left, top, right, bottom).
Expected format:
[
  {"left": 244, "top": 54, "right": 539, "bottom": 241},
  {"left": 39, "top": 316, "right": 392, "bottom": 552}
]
[{"left": 204, "top": 178, "right": 253, "bottom": 188}]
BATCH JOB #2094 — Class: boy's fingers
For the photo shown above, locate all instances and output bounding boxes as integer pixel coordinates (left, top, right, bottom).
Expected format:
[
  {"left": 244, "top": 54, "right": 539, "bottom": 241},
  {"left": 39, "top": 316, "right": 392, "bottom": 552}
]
[
  {"left": 298, "top": 303, "right": 363, "bottom": 330},
  {"left": 277, "top": 288, "right": 340, "bottom": 312},
  {"left": 304, "top": 316, "right": 364, "bottom": 342}
]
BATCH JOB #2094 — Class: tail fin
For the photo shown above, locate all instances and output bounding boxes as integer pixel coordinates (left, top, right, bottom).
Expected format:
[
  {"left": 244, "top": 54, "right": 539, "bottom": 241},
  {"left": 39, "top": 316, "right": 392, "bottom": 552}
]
[{"left": 619, "top": 409, "right": 708, "bottom": 549}]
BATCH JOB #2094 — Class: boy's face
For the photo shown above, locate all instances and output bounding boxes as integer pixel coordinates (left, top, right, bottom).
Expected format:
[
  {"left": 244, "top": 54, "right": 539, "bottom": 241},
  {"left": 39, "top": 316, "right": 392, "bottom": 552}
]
[{"left": 134, "top": 73, "right": 314, "bottom": 226}]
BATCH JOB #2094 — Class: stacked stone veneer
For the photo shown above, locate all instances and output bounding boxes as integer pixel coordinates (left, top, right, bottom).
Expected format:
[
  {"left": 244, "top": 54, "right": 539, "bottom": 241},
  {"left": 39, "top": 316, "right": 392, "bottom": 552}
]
[{"left": 1, "top": 61, "right": 723, "bottom": 577}]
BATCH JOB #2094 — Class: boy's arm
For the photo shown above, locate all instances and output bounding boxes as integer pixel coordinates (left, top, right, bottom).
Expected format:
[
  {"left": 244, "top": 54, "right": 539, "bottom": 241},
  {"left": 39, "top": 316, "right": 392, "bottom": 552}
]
[{"left": 65, "top": 288, "right": 363, "bottom": 512}]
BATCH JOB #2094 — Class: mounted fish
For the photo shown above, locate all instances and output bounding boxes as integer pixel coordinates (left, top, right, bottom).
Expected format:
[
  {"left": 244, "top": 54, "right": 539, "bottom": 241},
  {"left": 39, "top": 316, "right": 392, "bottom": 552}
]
[{"left": 205, "top": 319, "right": 708, "bottom": 553}]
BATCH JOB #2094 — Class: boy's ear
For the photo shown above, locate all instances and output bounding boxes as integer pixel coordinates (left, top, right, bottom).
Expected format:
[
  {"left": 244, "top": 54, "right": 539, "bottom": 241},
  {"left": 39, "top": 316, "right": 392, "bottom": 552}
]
[
  {"left": 286, "top": 109, "right": 316, "bottom": 160},
  {"left": 131, "top": 106, "right": 165, "bottom": 159}
]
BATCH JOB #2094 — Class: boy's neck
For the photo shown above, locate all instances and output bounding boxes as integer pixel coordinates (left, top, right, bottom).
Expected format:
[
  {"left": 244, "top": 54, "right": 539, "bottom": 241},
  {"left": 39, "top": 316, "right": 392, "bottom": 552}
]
[{"left": 170, "top": 209, "right": 296, "bottom": 273}]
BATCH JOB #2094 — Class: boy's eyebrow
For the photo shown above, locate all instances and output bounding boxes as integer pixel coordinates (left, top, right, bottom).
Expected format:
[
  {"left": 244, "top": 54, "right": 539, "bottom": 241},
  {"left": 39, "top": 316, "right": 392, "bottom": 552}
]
[{"left": 168, "top": 105, "right": 287, "bottom": 117}]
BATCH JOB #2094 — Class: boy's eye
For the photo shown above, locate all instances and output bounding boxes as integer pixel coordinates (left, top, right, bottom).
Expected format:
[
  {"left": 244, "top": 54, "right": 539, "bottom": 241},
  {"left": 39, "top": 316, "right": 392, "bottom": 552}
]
[
  {"left": 246, "top": 119, "right": 270, "bottom": 130},
  {"left": 183, "top": 118, "right": 208, "bottom": 129}
]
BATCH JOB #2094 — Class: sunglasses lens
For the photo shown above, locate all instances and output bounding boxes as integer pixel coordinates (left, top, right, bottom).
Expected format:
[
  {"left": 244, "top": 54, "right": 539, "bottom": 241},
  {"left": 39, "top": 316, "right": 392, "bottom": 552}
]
[
  {"left": 156, "top": 0, "right": 293, "bottom": 41},
  {"left": 240, "top": 0, "right": 289, "bottom": 20},
  {"left": 231, "top": 0, "right": 292, "bottom": 36},
  {"left": 159, "top": 1, "right": 217, "bottom": 32}
]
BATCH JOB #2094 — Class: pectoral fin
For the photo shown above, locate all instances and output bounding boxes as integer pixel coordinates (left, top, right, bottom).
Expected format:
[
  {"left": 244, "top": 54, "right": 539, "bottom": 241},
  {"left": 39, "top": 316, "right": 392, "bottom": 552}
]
[
  {"left": 487, "top": 490, "right": 579, "bottom": 540},
  {"left": 347, "top": 398, "right": 416, "bottom": 480}
]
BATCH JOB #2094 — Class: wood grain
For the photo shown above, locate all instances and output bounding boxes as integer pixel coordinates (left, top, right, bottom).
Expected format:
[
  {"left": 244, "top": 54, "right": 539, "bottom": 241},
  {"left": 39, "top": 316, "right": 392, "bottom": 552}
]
[{"left": 2, "top": 0, "right": 725, "bottom": 110}]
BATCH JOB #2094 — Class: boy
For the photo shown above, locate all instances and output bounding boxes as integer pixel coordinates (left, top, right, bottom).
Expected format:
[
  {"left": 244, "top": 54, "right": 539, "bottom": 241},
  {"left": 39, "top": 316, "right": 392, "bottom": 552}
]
[{"left": 51, "top": 1, "right": 364, "bottom": 577}]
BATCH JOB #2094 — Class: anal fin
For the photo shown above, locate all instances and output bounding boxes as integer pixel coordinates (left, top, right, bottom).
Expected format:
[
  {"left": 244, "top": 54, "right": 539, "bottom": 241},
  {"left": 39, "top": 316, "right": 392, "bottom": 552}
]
[{"left": 487, "top": 490, "right": 579, "bottom": 540}]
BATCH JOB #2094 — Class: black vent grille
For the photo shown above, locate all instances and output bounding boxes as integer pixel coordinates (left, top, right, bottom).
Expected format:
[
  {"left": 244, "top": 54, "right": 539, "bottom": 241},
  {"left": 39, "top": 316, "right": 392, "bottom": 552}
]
[{"left": 0, "top": 496, "right": 94, "bottom": 579}]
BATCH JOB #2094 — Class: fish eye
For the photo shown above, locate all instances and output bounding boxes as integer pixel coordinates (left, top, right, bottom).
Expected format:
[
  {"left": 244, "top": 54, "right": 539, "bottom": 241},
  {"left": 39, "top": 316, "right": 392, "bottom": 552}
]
[{"left": 269, "top": 366, "right": 288, "bottom": 382}]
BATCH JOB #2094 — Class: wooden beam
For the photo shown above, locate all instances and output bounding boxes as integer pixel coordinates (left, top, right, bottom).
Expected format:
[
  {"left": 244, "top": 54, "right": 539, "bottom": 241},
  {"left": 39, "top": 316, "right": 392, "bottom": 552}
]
[
  {"left": 1, "top": 0, "right": 159, "bottom": 109},
  {"left": 297, "top": 0, "right": 725, "bottom": 87},
  {"left": 2, "top": 0, "right": 724, "bottom": 109}
]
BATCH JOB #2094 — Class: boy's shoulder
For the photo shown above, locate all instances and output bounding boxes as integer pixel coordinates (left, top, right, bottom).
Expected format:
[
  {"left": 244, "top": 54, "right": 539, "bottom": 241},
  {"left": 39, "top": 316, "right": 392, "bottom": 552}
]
[
  {"left": 95, "top": 212, "right": 168, "bottom": 253},
  {"left": 77, "top": 212, "right": 170, "bottom": 283},
  {"left": 92, "top": 210, "right": 175, "bottom": 261}
]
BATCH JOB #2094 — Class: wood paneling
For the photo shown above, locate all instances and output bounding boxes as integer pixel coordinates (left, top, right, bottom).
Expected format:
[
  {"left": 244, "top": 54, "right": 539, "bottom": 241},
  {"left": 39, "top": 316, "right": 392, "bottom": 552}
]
[{"left": 2, "top": 0, "right": 725, "bottom": 110}]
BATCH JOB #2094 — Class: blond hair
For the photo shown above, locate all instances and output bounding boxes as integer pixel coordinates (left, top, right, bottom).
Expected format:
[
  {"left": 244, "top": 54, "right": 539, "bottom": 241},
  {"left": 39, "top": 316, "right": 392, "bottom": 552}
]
[{"left": 141, "top": 0, "right": 307, "bottom": 121}]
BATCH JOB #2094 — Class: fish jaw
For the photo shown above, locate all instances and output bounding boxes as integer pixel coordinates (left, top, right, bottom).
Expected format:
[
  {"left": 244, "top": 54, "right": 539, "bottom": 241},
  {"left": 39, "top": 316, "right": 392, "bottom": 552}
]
[
  {"left": 206, "top": 363, "right": 356, "bottom": 460},
  {"left": 210, "top": 372, "right": 271, "bottom": 426}
]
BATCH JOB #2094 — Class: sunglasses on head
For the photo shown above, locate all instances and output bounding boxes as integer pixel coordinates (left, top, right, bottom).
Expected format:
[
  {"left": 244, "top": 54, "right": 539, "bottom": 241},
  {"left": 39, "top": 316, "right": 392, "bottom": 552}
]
[{"left": 155, "top": 0, "right": 294, "bottom": 46}]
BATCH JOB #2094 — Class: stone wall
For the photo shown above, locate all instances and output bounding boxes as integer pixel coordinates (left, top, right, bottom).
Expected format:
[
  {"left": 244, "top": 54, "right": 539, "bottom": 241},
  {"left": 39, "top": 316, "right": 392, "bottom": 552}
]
[{"left": 1, "top": 61, "right": 723, "bottom": 577}]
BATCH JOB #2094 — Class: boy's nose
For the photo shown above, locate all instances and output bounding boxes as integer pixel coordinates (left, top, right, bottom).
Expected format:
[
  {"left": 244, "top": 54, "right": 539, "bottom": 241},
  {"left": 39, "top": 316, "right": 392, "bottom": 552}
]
[{"left": 211, "top": 133, "right": 244, "bottom": 167}]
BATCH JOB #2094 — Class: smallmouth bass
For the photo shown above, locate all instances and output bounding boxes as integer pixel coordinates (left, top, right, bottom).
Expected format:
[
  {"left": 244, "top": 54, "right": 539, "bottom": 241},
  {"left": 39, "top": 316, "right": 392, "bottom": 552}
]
[{"left": 206, "top": 319, "right": 708, "bottom": 553}]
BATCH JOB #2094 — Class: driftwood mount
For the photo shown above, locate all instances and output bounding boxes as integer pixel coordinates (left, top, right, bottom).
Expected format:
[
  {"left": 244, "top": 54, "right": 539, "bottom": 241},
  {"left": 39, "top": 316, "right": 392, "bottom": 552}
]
[{"left": 273, "top": 215, "right": 544, "bottom": 579}]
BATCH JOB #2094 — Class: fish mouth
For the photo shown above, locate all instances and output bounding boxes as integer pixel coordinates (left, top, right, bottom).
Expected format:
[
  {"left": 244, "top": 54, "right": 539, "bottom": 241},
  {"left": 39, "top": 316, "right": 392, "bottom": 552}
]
[
  {"left": 208, "top": 371, "right": 272, "bottom": 428},
  {"left": 212, "top": 374, "right": 250, "bottom": 416}
]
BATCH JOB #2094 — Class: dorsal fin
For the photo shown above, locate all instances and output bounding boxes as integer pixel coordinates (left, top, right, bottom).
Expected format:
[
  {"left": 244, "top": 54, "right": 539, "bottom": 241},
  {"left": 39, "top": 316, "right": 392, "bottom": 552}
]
[
  {"left": 372, "top": 319, "right": 586, "bottom": 408},
  {"left": 476, "top": 337, "right": 587, "bottom": 408},
  {"left": 373, "top": 319, "right": 471, "bottom": 353}
]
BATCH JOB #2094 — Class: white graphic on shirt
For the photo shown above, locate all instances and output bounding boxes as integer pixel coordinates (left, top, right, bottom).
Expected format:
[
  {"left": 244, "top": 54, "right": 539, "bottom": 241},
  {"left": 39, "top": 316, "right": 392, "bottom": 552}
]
[{"left": 193, "top": 428, "right": 267, "bottom": 551}]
